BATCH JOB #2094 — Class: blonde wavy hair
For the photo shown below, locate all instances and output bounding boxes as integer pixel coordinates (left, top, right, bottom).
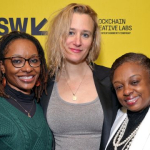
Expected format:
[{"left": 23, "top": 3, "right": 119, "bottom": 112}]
[{"left": 46, "top": 3, "right": 101, "bottom": 77}]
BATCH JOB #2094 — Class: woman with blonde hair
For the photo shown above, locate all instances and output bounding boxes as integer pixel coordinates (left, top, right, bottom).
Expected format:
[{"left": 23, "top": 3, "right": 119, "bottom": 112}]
[{"left": 41, "top": 3, "right": 119, "bottom": 150}]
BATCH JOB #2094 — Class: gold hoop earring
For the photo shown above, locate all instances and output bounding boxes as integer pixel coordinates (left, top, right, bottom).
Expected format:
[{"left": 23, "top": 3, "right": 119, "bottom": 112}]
[
  {"left": 2, "top": 73, "right": 6, "bottom": 87},
  {"left": 35, "top": 79, "right": 40, "bottom": 87}
]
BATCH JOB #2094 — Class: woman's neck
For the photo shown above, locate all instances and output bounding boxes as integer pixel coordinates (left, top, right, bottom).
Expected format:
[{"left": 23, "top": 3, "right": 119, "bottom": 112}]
[{"left": 63, "top": 61, "right": 90, "bottom": 80}]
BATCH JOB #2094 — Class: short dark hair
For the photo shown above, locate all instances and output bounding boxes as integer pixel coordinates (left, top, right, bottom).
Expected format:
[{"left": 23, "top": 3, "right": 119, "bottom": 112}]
[
  {"left": 110, "top": 52, "right": 150, "bottom": 82},
  {"left": 0, "top": 31, "right": 48, "bottom": 101}
]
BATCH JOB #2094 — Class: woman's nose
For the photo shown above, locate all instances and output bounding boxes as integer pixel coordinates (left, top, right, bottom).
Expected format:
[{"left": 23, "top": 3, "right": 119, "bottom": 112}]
[
  {"left": 21, "top": 61, "right": 33, "bottom": 72},
  {"left": 123, "top": 86, "right": 133, "bottom": 96},
  {"left": 73, "top": 35, "right": 81, "bottom": 46}
]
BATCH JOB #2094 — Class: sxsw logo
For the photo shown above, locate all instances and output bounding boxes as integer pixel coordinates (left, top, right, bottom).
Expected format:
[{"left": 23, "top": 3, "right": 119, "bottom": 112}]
[{"left": 0, "top": 18, "right": 48, "bottom": 35}]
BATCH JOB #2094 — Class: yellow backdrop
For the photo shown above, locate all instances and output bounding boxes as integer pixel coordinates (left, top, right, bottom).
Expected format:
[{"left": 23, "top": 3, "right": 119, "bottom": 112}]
[{"left": 1, "top": 0, "right": 150, "bottom": 67}]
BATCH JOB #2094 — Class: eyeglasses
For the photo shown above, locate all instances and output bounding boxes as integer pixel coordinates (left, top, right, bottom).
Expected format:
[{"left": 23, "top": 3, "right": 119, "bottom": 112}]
[{"left": 3, "top": 56, "right": 41, "bottom": 68}]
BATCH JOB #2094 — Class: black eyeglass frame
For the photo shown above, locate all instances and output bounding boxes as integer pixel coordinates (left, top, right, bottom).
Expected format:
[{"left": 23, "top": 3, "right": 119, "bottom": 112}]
[{"left": 2, "top": 56, "right": 41, "bottom": 68}]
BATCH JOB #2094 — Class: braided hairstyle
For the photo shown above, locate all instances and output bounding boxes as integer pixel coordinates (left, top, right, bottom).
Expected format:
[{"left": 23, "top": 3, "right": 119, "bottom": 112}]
[{"left": 0, "top": 31, "right": 48, "bottom": 101}]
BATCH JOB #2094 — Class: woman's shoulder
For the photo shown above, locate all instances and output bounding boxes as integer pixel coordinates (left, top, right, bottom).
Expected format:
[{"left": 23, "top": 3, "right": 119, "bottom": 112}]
[
  {"left": 93, "top": 63, "right": 110, "bottom": 81},
  {"left": 47, "top": 75, "right": 55, "bottom": 85},
  {"left": 0, "top": 97, "right": 15, "bottom": 122},
  {"left": 93, "top": 63, "right": 110, "bottom": 73}
]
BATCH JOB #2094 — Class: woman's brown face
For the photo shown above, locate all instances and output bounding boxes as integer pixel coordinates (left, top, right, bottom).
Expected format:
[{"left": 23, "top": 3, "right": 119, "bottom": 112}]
[
  {"left": 1, "top": 39, "right": 40, "bottom": 94},
  {"left": 113, "top": 62, "right": 150, "bottom": 112}
]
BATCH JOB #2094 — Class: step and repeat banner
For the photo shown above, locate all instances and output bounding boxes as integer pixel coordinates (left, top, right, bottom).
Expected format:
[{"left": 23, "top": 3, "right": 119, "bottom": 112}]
[{"left": 0, "top": 0, "right": 150, "bottom": 67}]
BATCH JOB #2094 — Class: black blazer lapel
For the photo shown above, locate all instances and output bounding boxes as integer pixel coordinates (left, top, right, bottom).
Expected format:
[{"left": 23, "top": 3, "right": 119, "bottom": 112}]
[
  {"left": 94, "top": 75, "right": 114, "bottom": 150},
  {"left": 40, "top": 76, "right": 55, "bottom": 117}
]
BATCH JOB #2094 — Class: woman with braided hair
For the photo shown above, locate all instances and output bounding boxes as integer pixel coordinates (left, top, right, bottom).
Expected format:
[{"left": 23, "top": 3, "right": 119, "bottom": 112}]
[{"left": 0, "top": 31, "right": 52, "bottom": 150}]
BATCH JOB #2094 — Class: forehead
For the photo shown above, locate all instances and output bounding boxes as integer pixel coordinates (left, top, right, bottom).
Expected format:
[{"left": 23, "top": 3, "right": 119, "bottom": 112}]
[
  {"left": 5, "top": 39, "right": 38, "bottom": 56},
  {"left": 113, "top": 62, "right": 149, "bottom": 81},
  {"left": 70, "top": 13, "right": 94, "bottom": 31}
]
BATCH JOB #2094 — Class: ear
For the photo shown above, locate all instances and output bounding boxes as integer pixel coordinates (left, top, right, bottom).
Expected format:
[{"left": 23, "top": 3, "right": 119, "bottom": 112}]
[{"left": 0, "top": 61, "right": 5, "bottom": 74}]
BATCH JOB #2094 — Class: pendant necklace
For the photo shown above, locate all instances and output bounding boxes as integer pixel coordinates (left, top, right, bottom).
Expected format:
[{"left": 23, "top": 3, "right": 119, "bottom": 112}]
[
  {"left": 64, "top": 68, "right": 87, "bottom": 101},
  {"left": 10, "top": 96, "right": 34, "bottom": 118}
]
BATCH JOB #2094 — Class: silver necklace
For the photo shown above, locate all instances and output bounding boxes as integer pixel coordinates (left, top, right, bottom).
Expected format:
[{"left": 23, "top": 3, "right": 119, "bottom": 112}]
[
  {"left": 113, "top": 117, "right": 140, "bottom": 150},
  {"left": 10, "top": 96, "right": 34, "bottom": 118},
  {"left": 64, "top": 69, "right": 87, "bottom": 101}
]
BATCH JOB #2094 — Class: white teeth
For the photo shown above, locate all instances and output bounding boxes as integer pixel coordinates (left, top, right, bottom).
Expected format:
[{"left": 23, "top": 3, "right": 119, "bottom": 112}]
[
  {"left": 19, "top": 76, "right": 33, "bottom": 79},
  {"left": 126, "top": 96, "right": 139, "bottom": 102}
]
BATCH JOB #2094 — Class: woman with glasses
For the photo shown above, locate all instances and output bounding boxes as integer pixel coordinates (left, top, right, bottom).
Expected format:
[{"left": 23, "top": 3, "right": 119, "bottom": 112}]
[{"left": 0, "top": 31, "right": 52, "bottom": 150}]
